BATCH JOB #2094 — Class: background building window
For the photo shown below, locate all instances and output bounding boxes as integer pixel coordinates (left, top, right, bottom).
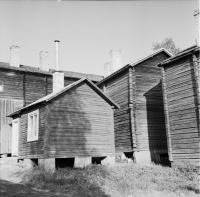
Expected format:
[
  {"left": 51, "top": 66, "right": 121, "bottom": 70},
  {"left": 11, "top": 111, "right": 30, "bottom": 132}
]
[{"left": 27, "top": 110, "right": 39, "bottom": 142}]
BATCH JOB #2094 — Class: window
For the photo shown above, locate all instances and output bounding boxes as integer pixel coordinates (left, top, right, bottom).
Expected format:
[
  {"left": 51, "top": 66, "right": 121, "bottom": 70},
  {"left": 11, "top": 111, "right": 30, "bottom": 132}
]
[{"left": 27, "top": 110, "right": 39, "bottom": 142}]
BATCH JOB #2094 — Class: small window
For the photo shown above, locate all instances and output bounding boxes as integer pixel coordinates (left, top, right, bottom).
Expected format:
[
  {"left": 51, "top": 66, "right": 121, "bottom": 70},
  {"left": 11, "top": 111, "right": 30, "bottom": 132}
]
[{"left": 27, "top": 110, "right": 39, "bottom": 142}]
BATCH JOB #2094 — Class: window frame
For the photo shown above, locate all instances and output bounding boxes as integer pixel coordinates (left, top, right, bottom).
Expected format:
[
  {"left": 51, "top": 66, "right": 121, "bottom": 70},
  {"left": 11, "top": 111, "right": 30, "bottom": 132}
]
[{"left": 27, "top": 109, "right": 39, "bottom": 142}]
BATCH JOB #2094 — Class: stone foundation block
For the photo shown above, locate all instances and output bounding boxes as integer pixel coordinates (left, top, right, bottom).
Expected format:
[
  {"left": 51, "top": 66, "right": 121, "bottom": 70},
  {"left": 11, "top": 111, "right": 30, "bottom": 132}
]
[
  {"left": 24, "top": 159, "right": 35, "bottom": 168},
  {"left": 74, "top": 157, "right": 91, "bottom": 168},
  {"left": 101, "top": 156, "right": 115, "bottom": 166},
  {"left": 38, "top": 158, "right": 55, "bottom": 172},
  {"left": 134, "top": 151, "right": 151, "bottom": 164}
]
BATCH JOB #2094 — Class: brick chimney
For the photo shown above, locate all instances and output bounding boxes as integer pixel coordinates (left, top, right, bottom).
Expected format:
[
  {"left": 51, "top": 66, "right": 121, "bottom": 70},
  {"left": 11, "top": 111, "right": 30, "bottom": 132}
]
[
  {"left": 53, "top": 40, "right": 64, "bottom": 93},
  {"left": 10, "top": 46, "right": 20, "bottom": 67},
  {"left": 110, "top": 50, "right": 122, "bottom": 73},
  {"left": 194, "top": 9, "right": 199, "bottom": 46},
  {"left": 104, "top": 62, "right": 113, "bottom": 77},
  {"left": 39, "top": 51, "right": 49, "bottom": 71}
]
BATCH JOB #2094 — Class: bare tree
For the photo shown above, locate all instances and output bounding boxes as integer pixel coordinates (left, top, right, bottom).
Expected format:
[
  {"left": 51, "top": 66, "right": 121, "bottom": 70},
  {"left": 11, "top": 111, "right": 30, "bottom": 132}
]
[{"left": 152, "top": 37, "right": 180, "bottom": 55}]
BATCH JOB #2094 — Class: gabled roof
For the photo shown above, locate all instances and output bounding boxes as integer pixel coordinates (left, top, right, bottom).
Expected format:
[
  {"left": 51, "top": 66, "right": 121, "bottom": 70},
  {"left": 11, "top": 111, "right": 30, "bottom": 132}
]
[
  {"left": 0, "top": 62, "right": 103, "bottom": 82},
  {"left": 97, "top": 48, "right": 173, "bottom": 86},
  {"left": 8, "top": 77, "right": 120, "bottom": 117},
  {"left": 129, "top": 48, "right": 173, "bottom": 66},
  {"left": 157, "top": 45, "right": 200, "bottom": 67}
]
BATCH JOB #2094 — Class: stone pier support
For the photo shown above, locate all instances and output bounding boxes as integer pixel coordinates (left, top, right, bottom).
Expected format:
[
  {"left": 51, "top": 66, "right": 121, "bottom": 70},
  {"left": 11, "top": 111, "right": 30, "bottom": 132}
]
[{"left": 38, "top": 158, "right": 55, "bottom": 172}]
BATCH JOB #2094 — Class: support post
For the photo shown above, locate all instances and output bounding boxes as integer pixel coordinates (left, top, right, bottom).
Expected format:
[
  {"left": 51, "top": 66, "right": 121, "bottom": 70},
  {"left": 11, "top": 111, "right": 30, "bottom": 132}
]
[
  {"left": 161, "top": 67, "right": 173, "bottom": 161},
  {"left": 192, "top": 54, "right": 200, "bottom": 137},
  {"left": 128, "top": 67, "right": 137, "bottom": 150}
]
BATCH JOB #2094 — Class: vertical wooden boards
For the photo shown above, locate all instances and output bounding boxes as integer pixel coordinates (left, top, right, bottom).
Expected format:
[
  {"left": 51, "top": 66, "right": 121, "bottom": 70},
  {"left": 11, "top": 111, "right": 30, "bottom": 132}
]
[
  {"left": 44, "top": 104, "right": 51, "bottom": 158},
  {"left": 19, "top": 106, "right": 45, "bottom": 158},
  {"left": 164, "top": 54, "right": 200, "bottom": 166},
  {"left": 0, "top": 99, "right": 23, "bottom": 154},
  {"left": 161, "top": 68, "right": 173, "bottom": 161},
  {"left": 135, "top": 52, "right": 169, "bottom": 152},
  {"left": 111, "top": 107, "right": 115, "bottom": 156},
  {"left": 128, "top": 67, "right": 137, "bottom": 149},
  {"left": 103, "top": 70, "right": 132, "bottom": 153},
  {"left": 192, "top": 54, "right": 200, "bottom": 137},
  {"left": 49, "top": 82, "right": 113, "bottom": 157}
]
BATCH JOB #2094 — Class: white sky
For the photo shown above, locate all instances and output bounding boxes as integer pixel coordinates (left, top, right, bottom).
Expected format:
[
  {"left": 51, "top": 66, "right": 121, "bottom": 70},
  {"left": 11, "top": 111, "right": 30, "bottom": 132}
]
[{"left": 0, "top": 1, "right": 199, "bottom": 76}]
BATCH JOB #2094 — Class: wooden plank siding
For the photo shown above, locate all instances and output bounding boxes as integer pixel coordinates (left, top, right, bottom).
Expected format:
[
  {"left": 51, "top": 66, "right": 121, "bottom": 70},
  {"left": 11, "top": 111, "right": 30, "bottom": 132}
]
[
  {"left": 135, "top": 52, "right": 169, "bottom": 152},
  {"left": 100, "top": 70, "right": 132, "bottom": 153},
  {"left": 163, "top": 53, "right": 200, "bottom": 166},
  {"left": 0, "top": 67, "right": 101, "bottom": 155},
  {"left": 18, "top": 106, "right": 45, "bottom": 158},
  {"left": 0, "top": 70, "right": 23, "bottom": 100},
  {"left": 48, "top": 82, "right": 113, "bottom": 158},
  {"left": 24, "top": 73, "right": 47, "bottom": 106}
]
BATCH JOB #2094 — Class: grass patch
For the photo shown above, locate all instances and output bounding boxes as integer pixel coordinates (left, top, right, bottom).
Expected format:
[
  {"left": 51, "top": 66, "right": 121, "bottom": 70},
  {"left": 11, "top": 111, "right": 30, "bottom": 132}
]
[{"left": 25, "top": 163, "right": 200, "bottom": 197}]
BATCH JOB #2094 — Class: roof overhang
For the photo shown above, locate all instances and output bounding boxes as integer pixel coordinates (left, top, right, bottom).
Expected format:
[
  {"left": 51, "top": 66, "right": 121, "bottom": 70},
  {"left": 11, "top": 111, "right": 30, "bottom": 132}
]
[{"left": 157, "top": 45, "right": 199, "bottom": 67}]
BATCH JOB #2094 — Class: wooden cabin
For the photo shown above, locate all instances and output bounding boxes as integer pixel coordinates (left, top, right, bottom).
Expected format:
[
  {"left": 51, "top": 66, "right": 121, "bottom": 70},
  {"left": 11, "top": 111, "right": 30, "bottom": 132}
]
[
  {"left": 97, "top": 48, "right": 173, "bottom": 164},
  {"left": 0, "top": 60, "right": 102, "bottom": 156},
  {"left": 157, "top": 45, "right": 200, "bottom": 167},
  {"left": 8, "top": 77, "right": 119, "bottom": 170}
]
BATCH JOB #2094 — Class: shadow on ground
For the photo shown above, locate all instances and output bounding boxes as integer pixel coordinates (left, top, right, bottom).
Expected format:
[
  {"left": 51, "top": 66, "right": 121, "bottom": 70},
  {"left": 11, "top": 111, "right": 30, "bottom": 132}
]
[{"left": 0, "top": 179, "right": 69, "bottom": 197}]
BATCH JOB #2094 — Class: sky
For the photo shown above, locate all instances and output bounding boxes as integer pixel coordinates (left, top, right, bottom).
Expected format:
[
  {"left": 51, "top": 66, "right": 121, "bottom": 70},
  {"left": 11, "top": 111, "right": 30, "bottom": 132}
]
[{"left": 0, "top": 0, "right": 199, "bottom": 76}]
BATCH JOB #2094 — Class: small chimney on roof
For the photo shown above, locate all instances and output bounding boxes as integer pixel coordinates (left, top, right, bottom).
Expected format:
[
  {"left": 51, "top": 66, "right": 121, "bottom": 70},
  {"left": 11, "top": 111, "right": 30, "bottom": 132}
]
[
  {"left": 39, "top": 51, "right": 49, "bottom": 71},
  {"left": 194, "top": 9, "right": 199, "bottom": 46},
  {"left": 53, "top": 40, "right": 64, "bottom": 93},
  {"left": 10, "top": 45, "right": 20, "bottom": 67},
  {"left": 104, "top": 62, "right": 112, "bottom": 78},
  {"left": 110, "top": 50, "right": 122, "bottom": 73}
]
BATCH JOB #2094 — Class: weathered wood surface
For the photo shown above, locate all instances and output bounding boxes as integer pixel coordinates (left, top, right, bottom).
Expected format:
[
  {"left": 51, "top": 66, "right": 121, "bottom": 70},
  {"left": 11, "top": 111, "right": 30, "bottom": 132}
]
[
  {"left": 0, "top": 70, "right": 23, "bottom": 100},
  {"left": 19, "top": 106, "right": 45, "bottom": 158},
  {"left": 135, "top": 52, "right": 169, "bottom": 152},
  {"left": 163, "top": 54, "right": 200, "bottom": 166},
  {"left": 101, "top": 70, "right": 132, "bottom": 152},
  {"left": 47, "top": 82, "right": 113, "bottom": 158},
  {"left": 0, "top": 99, "right": 23, "bottom": 154}
]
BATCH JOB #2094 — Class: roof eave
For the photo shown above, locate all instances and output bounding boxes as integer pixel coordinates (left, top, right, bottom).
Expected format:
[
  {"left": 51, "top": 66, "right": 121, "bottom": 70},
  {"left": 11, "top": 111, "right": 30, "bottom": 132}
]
[
  {"left": 97, "top": 64, "right": 131, "bottom": 86},
  {"left": 157, "top": 46, "right": 200, "bottom": 67}
]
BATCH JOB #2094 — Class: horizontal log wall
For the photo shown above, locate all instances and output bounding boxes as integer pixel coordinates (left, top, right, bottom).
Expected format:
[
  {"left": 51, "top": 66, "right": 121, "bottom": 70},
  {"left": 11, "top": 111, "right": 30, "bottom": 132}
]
[
  {"left": 135, "top": 52, "right": 169, "bottom": 152},
  {"left": 100, "top": 70, "right": 132, "bottom": 153},
  {"left": 49, "top": 82, "right": 113, "bottom": 157},
  {"left": 0, "top": 68, "right": 83, "bottom": 154},
  {"left": 0, "top": 70, "right": 23, "bottom": 100},
  {"left": 19, "top": 106, "right": 45, "bottom": 158},
  {"left": 164, "top": 53, "right": 200, "bottom": 166},
  {"left": 24, "top": 73, "right": 46, "bottom": 105}
]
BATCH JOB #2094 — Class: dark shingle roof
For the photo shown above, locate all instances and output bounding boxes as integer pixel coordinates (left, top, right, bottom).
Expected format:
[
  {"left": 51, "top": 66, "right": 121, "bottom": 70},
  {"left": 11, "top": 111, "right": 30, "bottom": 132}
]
[{"left": 0, "top": 62, "right": 103, "bottom": 82}]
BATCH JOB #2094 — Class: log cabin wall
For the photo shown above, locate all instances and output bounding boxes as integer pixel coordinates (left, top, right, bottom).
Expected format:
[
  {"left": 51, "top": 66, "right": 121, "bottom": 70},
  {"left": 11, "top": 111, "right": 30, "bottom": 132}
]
[
  {"left": 98, "top": 69, "right": 132, "bottom": 153},
  {"left": 18, "top": 106, "right": 46, "bottom": 159},
  {"left": 162, "top": 52, "right": 200, "bottom": 167},
  {"left": 48, "top": 81, "right": 114, "bottom": 158},
  {"left": 0, "top": 64, "right": 102, "bottom": 155},
  {"left": 134, "top": 52, "right": 170, "bottom": 157}
]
